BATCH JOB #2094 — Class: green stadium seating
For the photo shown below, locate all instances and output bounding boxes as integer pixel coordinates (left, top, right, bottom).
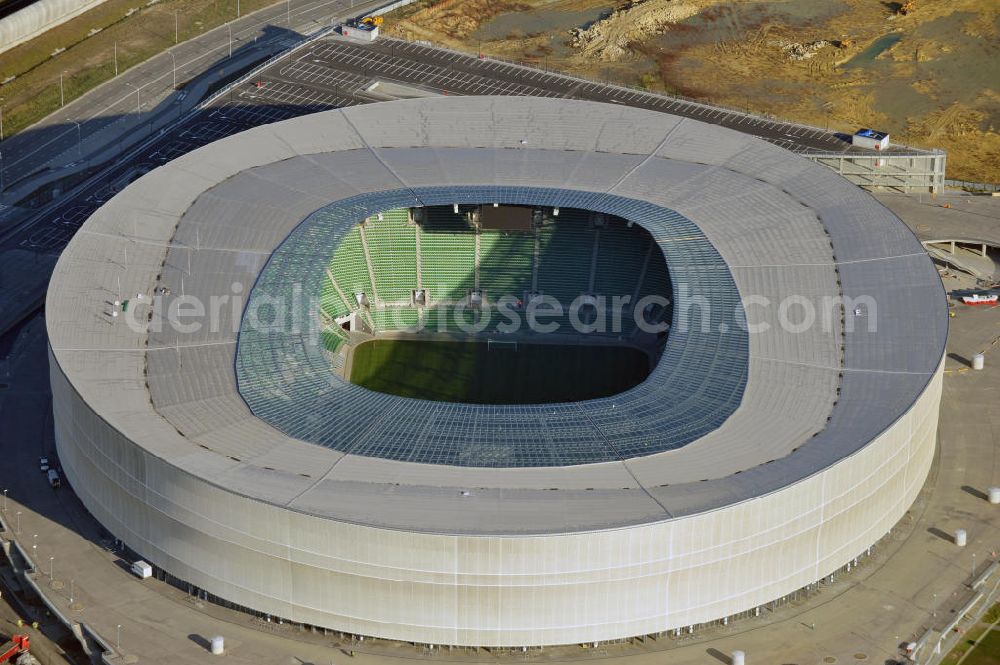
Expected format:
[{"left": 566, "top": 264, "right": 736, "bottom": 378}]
[
  {"left": 594, "top": 220, "right": 648, "bottom": 300},
  {"left": 419, "top": 207, "right": 475, "bottom": 301},
  {"left": 423, "top": 306, "right": 481, "bottom": 333},
  {"left": 479, "top": 231, "right": 534, "bottom": 300},
  {"left": 324, "top": 207, "right": 669, "bottom": 338},
  {"left": 536, "top": 209, "right": 594, "bottom": 305},
  {"left": 364, "top": 210, "right": 418, "bottom": 303},
  {"left": 321, "top": 328, "right": 348, "bottom": 355},
  {"left": 329, "top": 227, "right": 374, "bottom": 303},
  {"left": 640, "top": 244, "right": 671, "bottom": 300},
  {"left": 370, "top": 307, "right": 420, "bottom": 330},
  {"left": 320, "top": 277, "right": 352, "bottom": 319}
]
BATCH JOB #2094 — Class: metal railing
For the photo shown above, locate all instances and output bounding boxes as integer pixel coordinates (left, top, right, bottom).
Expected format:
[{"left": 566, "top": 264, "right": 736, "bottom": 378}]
[{"left": 946, "top": 179, "right": 1000, "bottom": 193}]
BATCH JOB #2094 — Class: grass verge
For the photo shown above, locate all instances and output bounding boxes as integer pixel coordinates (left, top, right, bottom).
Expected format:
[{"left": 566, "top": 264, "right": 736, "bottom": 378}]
[{"left": 0, "top": 0, "right": 278, "bottom": 140}]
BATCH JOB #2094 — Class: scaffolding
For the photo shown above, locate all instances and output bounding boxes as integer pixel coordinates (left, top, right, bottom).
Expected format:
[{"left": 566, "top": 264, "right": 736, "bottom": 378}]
[{"left": 805, "top": 150, "right": 946, "bottom": 193}]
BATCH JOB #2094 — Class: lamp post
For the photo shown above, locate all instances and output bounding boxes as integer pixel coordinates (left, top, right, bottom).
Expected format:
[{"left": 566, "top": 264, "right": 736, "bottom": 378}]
[
  {"left": 2, "top": 489, "right": 7, "bottom": 512},
  {"left": 72, "top": 120, "right": 81, "bottom": 157},
  {"left": 49, "top": 555, "right": 54, "bottom": 579},
  {"left": 117, "top": 625, "right": 122, "bottom": 650},
  {"left": 59, "top": 71, "right": 65, "bottom": 107},
  {"left": 124, "top": 82, "right": 140, "bottom": 114},
  {"left": 175, "top": 10, "right": 179, "bottom": 43},
  {"left": 169, "top": 52, "right": 176, "bottom": 89},
  {"left": 16, "top": 510, "right": 21, "bottom": 534}
]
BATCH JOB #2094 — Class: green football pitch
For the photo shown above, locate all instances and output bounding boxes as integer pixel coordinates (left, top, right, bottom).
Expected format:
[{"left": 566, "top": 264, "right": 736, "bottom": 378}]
[{"left": 349, "top": 339, "right": 652, "bottom": 404}]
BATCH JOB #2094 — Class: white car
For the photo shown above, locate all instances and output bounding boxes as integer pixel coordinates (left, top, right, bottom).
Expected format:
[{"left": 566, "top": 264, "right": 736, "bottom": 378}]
[{"left": 39, "top": 457, "right": 49, "bottom": 472}]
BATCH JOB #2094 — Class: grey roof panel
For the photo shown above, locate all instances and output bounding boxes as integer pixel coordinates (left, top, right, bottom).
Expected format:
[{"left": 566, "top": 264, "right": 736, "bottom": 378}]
[{"left": 46, "top": 97, "right": 946, "bottom": 534}]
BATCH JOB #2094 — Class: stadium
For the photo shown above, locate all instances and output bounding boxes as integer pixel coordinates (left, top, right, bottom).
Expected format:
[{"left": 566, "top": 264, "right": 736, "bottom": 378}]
[{"left": 46, "top": 96, "right": 946, "bottom": 647}]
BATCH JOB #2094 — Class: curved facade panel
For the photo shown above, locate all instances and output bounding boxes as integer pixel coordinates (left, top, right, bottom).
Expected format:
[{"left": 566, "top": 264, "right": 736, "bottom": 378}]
[
  {"left": 47, "top": 96, "right": 946, "bottom": 646},
  {"left": 51, "top": 353, "right": 941, "bottom": 644}
]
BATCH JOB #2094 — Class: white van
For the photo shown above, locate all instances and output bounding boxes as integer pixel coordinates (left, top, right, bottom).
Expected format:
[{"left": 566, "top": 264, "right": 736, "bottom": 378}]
[
  {"left": 47, "top": 469, "right": 61, "bottom": 488},
  {"left": 131, "top": 560, "right": 152, "bottom": 579}
]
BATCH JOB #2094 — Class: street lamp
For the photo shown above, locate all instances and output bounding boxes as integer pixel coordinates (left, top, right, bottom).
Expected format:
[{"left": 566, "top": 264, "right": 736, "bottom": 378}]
[
  {"left": 59, "top": 71, "right": 66, "bottom": 107},
  {"left": 124, "top": 82, "right": 140, "bottom": 114},
  {"left": 2, "top": 489, "right": 7, "bottom": 512},
  {"left": 72, "top": 120, "right": 81, "bottom": 157},
  {"left": 175, "top": 9, "right": 179, "bottom": 44},
  {"left": 49, "top": 555, "right": 54, "bottom": 579},
  {"left": 169, "top": 52, "right": 176, "bottom": 89},
  {"left": 16, "top": 510, "right": 21, "bottom": 534},
  {"left": 116, "top": 625, "right": 122, "bottom": 650}
]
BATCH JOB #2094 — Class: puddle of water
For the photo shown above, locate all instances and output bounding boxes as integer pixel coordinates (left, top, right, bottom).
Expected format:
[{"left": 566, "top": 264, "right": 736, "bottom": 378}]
[
  {"left": 474, "top": 4, "right": 615, "bottom": 42},
  {"left": 652, "top": 0, "right": 850, "bottom": 51},
  {"left": 842, "top": 32, "right": 901, "bottom": 69},
  {"left": 858, "top": 12, "right": 1000, "bottom": 130}
]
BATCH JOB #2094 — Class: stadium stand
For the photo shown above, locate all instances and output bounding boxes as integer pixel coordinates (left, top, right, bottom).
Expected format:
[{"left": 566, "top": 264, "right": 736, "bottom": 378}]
[
  {"left": 321, "top": 327, "right": 349, "bottom": 355},
  {"left": 324, "top": 206, "right": 671, "bottom": 339},
  {"left": 370, "top": 307, "right": 420, "bottom": 330},
  {"left": 536, "top": 209, "right": 595, "bottom": 305},
  {"left": 364, "top": 210, "right": 418, "bottom": 303},
  {"left": 478, "top": 230, "right": 534, "bottom": 301},
  {"left": 320, "top": 273, "right": 352, "bottom": 319},
  {"left": 419, "top": 206, "right": 476, "bottom": 301},
  {"left": 638, "top": 245, "right": 672, "bottom": 328},
  {"left": 594, "top": 220, "right": 649, "bottom": 299},
  {"left": 328, "top": 226, "right": 373, "bottom": 304}
]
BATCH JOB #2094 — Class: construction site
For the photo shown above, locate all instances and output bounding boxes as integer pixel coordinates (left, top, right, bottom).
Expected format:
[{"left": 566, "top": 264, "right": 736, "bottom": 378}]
[{"left": 383, "top": 0, "right": 999, "bottom": 183}]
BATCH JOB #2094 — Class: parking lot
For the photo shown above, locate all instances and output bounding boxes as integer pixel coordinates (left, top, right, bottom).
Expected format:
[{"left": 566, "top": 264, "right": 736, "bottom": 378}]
[{"left": 291, "top": 36, "right": 908, "bottom": 155}]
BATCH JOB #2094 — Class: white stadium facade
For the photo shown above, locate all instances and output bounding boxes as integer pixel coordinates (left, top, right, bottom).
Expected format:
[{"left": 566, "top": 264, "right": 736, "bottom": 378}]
[{"left": 47, "top": 97, "right": 946, "bottom": 647}]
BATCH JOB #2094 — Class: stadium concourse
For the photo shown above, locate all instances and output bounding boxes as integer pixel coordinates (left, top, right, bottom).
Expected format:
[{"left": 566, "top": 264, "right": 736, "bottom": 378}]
[{"left": 46, "top": 96, "right": 946, "bottom": 647}]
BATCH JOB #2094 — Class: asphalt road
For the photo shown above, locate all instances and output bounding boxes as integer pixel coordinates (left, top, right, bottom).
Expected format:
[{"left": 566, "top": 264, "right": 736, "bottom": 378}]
[{"left": 0, "top": 0, "right": 388, "bottom": 201}]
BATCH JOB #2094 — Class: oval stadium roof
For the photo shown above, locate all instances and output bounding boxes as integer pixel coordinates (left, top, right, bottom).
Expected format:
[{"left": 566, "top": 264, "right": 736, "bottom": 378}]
[{"left": 46, "top": 96, "right": 947, "bottom": 535}]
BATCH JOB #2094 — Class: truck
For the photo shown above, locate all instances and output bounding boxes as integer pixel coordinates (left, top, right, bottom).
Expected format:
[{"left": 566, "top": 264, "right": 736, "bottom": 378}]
[
  {"left": 851, "top": 128, "right": 890, "bottom": 150},
  {"left": 0, "top": 635, "right": 29, "bottom": 665},
  {"left": 131, "top": 560, "right": 152, "bottom": 579},
  {"left": 46, "top": 469, "right": 60, "bottom": 488}
]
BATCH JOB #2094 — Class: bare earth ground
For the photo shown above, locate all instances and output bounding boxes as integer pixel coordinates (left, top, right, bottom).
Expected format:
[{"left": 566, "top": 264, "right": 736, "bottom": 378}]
[{"left": 384, "top": 0, "right": 1000, "bottom": 182}]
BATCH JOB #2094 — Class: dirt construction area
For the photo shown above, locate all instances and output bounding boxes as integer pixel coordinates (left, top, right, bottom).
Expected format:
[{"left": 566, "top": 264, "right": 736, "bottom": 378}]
[{"left": 384, "top": 0, "right": 999, "bottom": 182}]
